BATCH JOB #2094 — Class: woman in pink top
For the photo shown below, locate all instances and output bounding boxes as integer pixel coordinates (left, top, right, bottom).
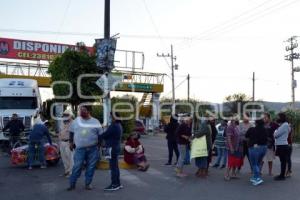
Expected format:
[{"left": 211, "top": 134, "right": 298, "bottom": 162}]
[{"left": 224, "top": 119, "right": 243, "bottom": 181}]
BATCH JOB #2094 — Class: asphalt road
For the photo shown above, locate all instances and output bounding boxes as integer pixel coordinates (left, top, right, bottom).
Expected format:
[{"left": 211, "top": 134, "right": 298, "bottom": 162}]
[{"left": 1, "top": 134, "right": 300, "bottom": 200}]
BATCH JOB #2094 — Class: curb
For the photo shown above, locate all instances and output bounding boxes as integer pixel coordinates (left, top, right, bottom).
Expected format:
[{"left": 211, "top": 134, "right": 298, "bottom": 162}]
[{"left": 293, "top": 143, "right": 300, "bottom": 148}]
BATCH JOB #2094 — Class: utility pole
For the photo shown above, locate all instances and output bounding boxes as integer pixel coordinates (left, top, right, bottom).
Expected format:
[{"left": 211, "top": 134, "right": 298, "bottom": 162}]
[
  {"left": 103, "top": 0, "right": 111, "bottom": 126},
  {"left": 157, "top": 44, "right": 178, "bottom": 115},
  {"left": 104, "top": 0, "right": 110, "bottom": 39},
  {"left": 187, "top": 74, "right": 190, "bottom": 102},
  {"left": 252, "top": 72, "right": 255, "bottom": 102},
  {"left": 285, "top": 36, "right": 299, "bottom": 110}
]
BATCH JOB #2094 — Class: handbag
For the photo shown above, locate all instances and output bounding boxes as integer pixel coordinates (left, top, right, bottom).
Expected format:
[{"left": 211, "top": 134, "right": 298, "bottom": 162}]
[
  {"left": 103, "top": 147, "right": 112, "bottom": 160},
  {"left": 191, "top": 136, "right": 208, "bottom": 159}
]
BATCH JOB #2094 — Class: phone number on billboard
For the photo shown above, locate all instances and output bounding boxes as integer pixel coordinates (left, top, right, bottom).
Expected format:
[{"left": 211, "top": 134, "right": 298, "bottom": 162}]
[{"left": 17, "top": 52, "right": 58, "bottom": 60}]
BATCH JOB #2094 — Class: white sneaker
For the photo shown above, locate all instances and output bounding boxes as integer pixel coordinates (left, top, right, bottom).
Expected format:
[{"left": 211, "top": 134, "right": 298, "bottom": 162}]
[
  {"left": 252, "top": 178, "right": 264, "bottom": 186},
  {"left": 250, "top": 177, "right": 256, "bottom": 183}
]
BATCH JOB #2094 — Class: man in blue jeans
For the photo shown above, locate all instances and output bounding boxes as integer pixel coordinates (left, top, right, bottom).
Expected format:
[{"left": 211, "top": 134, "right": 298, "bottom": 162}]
[
  {"left": 67, "top": 106, "right": 103, "bottom": 191},
  {"left": 100, "top": 112, "right": 123, "bottom": 191},
  {"left": 246, "top": 119, "right": 268, "bottom": 186},
  {"left": 28, "top": 121, "right": 52, "bottom": 170}
]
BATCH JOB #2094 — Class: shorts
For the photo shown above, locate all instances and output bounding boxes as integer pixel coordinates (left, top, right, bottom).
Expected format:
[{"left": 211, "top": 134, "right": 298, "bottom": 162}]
[
  {"left": 228, "top": 155, "right": 243, "bottom": 168},
  {"left": 264, "top": 148, "right": 275, "bottom": 162}
]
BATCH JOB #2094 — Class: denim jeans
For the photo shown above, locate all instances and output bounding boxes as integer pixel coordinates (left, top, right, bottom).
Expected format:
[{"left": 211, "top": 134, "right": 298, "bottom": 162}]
[
  {"left": 214, "top": 147, "right": 227, "bottom": 166},
  {"left": 249, "top": 145, "right": 267, "bottom": 179},
  {"left": 167, "top": 140, "right": 179, "bottom": 164},
  {"left": 177, "top": 144, "right": 187, "bottom": 170},
  {"left": 184, "top": 145, "right": 191, "bottom": 164},
  {"left": 69, "top": 145, "right": 100, "bottom": 187},
  {"left": 109, "top": 150, "right": 120, "bottom": 186},
  {"left": 28, "top": 141, "right": 45, "bottom": 167}
]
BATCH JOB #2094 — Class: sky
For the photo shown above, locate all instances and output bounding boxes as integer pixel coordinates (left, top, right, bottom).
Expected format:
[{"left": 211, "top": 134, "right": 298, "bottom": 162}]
[{"left": 1, "top": 0, "right": 300, "bottom": 103}]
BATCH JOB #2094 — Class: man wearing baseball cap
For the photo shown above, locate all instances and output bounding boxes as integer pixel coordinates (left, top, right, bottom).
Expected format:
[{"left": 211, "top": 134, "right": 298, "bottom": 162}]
[
  {"left": 3, "top": 113, "right": 25, "bottom": 151},
  {"left": 59, "top": 110, "right": 74, "bottom": 178}
]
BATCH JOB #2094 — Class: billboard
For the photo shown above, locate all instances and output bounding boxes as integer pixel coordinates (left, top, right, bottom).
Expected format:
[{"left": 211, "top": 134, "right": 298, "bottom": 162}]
[
  {"left": 95, "top": 38, "right": 117, "bottom": 70},
  {"left": 0, "top": 37, "right": 94, "bottom": 61}
]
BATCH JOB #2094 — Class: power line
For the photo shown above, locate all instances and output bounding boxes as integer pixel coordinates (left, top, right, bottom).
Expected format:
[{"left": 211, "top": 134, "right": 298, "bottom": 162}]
[
  {"left": 200, "top": 0, "right": 299, "bottom": 40},
  {"left": 176, "top": 0, "right": 274, "bottom": 46},
  {"left": 0, "top": 28, "right": 286, "bottom": 41},
  {"left": 0, "top": 0, "right": 296, "bottom": 44},
  {"left": 175, "top": 74, "right": 252, "bottom": 80},
  {"left": 141, "top": 0, "right": 171, "bottom": 70},
  {"left": 177, "top": 0, "right": 299, "bottom": 50},
  {"left": 174, "top": 74, "right": 283, "bottom": 86},
  {"left": 56, "top": 0, "right": 72, "bottom": 40},
  {"left": 162, "top": 77, "right": 187, "bottom": 98}
]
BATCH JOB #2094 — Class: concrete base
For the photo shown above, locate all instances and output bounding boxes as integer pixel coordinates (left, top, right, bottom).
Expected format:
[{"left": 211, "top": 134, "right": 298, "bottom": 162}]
[{"left": 97, "top": 160, "right": 137, "bottom": 170}]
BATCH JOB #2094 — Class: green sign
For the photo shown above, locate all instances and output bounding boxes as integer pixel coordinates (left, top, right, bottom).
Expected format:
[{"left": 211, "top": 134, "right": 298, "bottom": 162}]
[{"left": 127, "top": 83, "right": 152, "bottom": 90}]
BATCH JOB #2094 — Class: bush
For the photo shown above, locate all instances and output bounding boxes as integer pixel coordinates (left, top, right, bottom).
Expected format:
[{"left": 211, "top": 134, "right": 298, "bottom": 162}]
[
  {"left": 285, "top": 110, "right": 300, "bottom": 143},
  {"left": 120, "top": 117, "right": 135, "bottom": 141},
  {"left": 91, "top": 97, "right": 136, "bottom": 141}
]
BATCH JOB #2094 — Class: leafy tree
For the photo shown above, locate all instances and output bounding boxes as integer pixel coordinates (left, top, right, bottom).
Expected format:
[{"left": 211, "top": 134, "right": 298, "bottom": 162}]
[
  {"left": 91, "top": 95, "right": 138, "bottom": 141},
  {"left": 48, "top": 44, "right": 101, "bottom": 111},
  {"left": 160, "top": 98, "right": 214, "bottom": 117},
  {"left": 224, "top": 93, "right": 252, "bottom": 116},
  {"left": 285, "top": 110, "right": 300, "bottom": 142}
]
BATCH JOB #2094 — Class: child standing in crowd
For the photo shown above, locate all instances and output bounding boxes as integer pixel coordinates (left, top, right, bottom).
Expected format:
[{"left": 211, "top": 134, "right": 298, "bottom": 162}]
[{"left": 213, "top": 120, "right": 228, "bottom": 169}]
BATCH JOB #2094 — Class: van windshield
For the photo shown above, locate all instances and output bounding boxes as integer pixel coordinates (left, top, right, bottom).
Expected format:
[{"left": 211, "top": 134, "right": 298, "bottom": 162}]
[{"left": 0, "top": 97, "right": 37, "bottom": 109}]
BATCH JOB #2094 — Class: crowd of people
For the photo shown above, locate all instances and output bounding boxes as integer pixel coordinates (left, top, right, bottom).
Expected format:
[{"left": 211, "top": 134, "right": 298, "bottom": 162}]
[
  {"left": 2, "top": 106, "right": 125, "bottom": 192},
  {"left": 2, "top": 107, "right": 294, "bottom": 192},
  {"left": 163, "top": 112, "right": 293, "bottom": 186}
]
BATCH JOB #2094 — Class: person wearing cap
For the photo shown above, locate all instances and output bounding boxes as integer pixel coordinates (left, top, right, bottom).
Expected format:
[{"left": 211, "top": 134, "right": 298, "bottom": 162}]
[
  {"left": 28, "top": 119, "right": 52, "bottom": 170},
  {"left": 59, "top": 110, "right": 74, "bottom": 178},
  {"left": 3, "top": 113, "right": 25, "bottom": 151}
]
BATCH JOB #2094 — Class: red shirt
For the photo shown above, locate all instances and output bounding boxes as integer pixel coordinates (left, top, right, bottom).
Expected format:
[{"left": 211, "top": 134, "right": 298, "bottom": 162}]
[{"left": 124, "top": 139, "right": 141, "bottom": 164}]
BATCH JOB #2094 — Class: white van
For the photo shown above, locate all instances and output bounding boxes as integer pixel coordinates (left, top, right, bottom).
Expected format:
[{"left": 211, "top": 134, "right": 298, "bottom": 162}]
[{"left": 0, "top": 78, "right": 42, "bottom": 141}]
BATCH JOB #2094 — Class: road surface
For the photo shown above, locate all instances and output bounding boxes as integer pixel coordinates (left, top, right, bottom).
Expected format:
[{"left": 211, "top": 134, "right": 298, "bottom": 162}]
[{"left": 1, "top": 134, "right": 299, "bottom": 200}]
